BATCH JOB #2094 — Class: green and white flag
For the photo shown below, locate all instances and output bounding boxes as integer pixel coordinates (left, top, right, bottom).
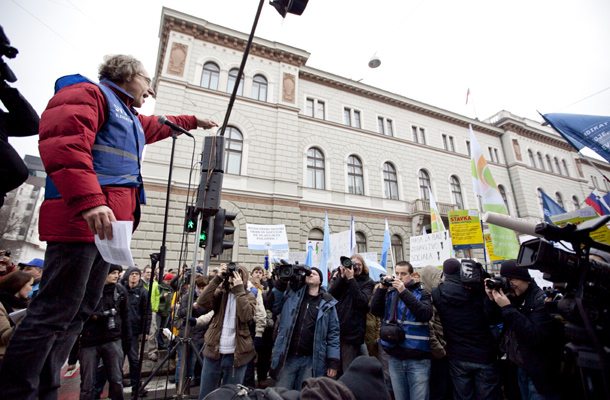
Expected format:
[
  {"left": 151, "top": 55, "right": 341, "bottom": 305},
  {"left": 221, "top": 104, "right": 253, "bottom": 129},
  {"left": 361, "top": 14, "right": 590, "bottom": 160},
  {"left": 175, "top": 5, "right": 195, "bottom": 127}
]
[
  {"left": 470, "top": 125, "right": 519, "bottom": 259},
  {"left": 428, "top": 187, "right": 446, "bottom": 233}
]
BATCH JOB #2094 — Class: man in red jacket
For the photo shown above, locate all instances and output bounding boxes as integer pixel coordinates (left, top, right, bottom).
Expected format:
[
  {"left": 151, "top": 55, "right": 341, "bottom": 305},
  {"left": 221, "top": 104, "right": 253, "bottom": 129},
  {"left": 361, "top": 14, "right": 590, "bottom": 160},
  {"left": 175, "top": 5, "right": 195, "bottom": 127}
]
[{"left": 0, "top": 54, "right": 218, "bottom": 399}]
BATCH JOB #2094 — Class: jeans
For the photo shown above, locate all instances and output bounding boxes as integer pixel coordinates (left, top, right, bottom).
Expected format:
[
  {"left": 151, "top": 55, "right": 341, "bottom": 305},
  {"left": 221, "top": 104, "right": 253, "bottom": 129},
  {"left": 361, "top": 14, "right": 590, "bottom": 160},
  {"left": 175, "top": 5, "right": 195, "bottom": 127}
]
[
  {"left": 79, "top": 340, "right": 124, "bottom": 400},
  {"left": 198, "top": 354, "right": 247, "bottom": 400},
  {"left": 449, "top": 359, "right": 500, "bottom": 400},
  {"left": 126, "top": 334, "right": 142, "bottom": 387},
  {"left": 518, "top": 368, "right": 560, "bottom": 400},
  {"left": 175, "top": 340, "right": 203, "bottom": 382},
  {"left": 275, "top": 355, "right": 313, "bottom": 391},
  {"left": 156, "top": 313, "right": 170, "bottom": 349},
  {"left": 388, "top": 356, "right": 431, "bottom": 400},
  {"left": 0, "top": 242, "right": 111, "bottom": 400}
]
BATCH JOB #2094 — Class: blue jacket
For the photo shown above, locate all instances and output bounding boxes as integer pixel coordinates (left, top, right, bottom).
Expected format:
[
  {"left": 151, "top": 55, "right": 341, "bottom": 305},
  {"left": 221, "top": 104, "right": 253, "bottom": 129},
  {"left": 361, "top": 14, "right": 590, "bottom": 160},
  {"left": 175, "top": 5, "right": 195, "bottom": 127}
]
[
  {"left": 270, "top": 284, "right": 340, "bottom": 378},
  {"left": 45, "top": 74, "right": 146, "bottom": 202}
]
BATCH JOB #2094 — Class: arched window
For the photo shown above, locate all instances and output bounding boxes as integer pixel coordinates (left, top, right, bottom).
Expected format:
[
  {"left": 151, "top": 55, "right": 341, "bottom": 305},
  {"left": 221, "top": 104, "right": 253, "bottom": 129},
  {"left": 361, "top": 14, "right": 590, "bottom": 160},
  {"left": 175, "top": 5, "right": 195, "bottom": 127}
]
[
  {"left": 537, "top": 152, "right": 545, "bottom": 171},
  {"left": 528, "top": 150, "right": 536, "bottom": 168},
  {"left": 356, "top": 232, "right": 367, "bottom": 253},
  {"left": 554, "top": 157, "right": 562, "bottom": 175},
  {"left": 392, "top": 235, "right": 403, "bottom": 263},
  {"left": 498, "top": 185, "right": 510, "bottom": 215},
  {"left": 450, "top": 175, "right": 463, "bottom": 209},
  {"left": 572, "top": 195, "right": 580, "bottom": 210},
  {"left": 201, "top": 62, "right": 220, "bottom": 90},
  {"left": 546, "top": 155, "right": 554, "bottom": 173},
  {"left": 556, "top": 192, "right": 564, "bottom": 209},
  {"left": 419, "top": 170, "right": 431, "bottom": 200},
  {"left": 251, "top": 74, "right": 268, "bottom": 101},
  {"left": 308, "top": 228, "right": 324, "bottom": 242},
  {"left": 562, "top": 160, "right": 570, "bottom": 177},
  {"left": 383, "top": 163, "right": 398, "bottom": 200},
  {"left": 225, "top": 126, "right": 243, "bottom": 175},
  {"left": 307, "top": 148, "right": 325, "bottom": 189},
  {"left": 227, "top": 68, "right": 244, "bottom": 96},
  {"left": 347, "top": 156, "right": 364, "bottom": 195}
]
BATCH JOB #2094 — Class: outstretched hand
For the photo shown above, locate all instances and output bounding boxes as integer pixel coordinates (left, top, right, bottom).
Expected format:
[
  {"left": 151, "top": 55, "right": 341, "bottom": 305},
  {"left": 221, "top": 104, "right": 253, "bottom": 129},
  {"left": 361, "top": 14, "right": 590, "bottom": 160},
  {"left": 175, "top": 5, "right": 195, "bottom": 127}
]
[{"left": 197, "top": 118, "right": 219, "bottom": 130}]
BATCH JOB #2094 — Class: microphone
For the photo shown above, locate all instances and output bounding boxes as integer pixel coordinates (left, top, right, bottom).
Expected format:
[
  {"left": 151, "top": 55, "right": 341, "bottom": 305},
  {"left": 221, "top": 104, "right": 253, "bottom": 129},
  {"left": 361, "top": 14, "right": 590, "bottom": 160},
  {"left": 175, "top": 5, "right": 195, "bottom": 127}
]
[
  {"left": 482, "top": 212, "right": 543, "bottom": 237},
  {"left": 158, "top": 115, "right": 194, "bottom": 138}
]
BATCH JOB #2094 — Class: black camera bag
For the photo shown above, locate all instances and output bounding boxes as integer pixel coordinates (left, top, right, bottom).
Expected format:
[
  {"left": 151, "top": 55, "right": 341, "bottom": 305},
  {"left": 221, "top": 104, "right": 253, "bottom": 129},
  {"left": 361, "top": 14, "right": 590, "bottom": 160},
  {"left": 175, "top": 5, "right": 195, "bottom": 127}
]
[{"left": 379, "top": 290, "right": 408, "bottom": 345}]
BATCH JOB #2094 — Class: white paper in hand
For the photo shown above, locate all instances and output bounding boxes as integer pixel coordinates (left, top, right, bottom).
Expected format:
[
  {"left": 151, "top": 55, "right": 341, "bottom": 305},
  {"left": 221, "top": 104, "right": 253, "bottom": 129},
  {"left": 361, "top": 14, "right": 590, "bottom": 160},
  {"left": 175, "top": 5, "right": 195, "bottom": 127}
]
[{"left": 94, "top": 221, "right": 135, "bottom": 267}]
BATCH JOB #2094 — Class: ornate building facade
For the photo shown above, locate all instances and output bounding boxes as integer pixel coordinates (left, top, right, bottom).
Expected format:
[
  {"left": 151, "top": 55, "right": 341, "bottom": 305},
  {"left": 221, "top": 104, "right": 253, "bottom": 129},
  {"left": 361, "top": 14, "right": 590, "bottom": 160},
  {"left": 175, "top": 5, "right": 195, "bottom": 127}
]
[{"left": 127, "top": 8, "right": 607, "bottom": 271}]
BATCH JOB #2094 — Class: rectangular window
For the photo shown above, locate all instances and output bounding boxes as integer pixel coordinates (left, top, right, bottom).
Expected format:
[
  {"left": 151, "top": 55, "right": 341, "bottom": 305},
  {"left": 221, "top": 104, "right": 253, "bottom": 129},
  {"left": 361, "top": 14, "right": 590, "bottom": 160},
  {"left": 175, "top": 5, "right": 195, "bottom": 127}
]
[
  {"left": 344, "top": 108, "right": 351, "bottom": 126},
  {"left": 494, "top": 149, "right": 500, "bottom": 163},
  {"left": 378, "top": 117, "right": 385, "bottom": 135},
  {"left": 488, "top": 147, "right": 495, "bottom": 162},
  {"left": 344, "top": 108, "right": 362, "bottom": 128},
  {"left": 466, "top": 140, "right": 471, "bottom": 157},
  {"left": 306, "top": 98, "right": 314, "bottom": 117},
  {"left": 316, "top": 101, "right": 325, "bottom": 119},
  {"left": 305, "top": 98, "right": 325, "bottom": 119},
  {"left": 353, "top": 110, "right": 361, "bottom": 129},
  {"left": 412, "top": 126, "right": 426, "bottom": 144},
  {"left": 378, "top": 117, "right": 393, "bottom": 136},
  {"left": 449, "top": 136, "right": 455, "bottom": 152},
  {"left": 386, "top": 120, "right": 393, "bottom": 137},
  {"left": 412, "top": 126, "right": 418, "bottom": 143},
  {"left": 442, "top": 134, "right": 448, "bottom": 150}
]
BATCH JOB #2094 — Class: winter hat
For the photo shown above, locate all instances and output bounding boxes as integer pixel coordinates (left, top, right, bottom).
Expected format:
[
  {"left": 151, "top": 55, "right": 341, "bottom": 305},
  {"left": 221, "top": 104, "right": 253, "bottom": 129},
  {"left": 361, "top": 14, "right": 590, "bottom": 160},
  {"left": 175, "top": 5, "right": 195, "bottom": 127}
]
[
  {"left": 301, "top": 377, "right": 356, "bottom": 400},
  {"left": 164, "top": 273, "right": 174, "bottom": 281},
  {"left": 443, "top": 258, "right": 461, "bottom": 276},
  {"left": 310, "top": 267, "right": 323, "bottom": 284},
  {"left": 500, "top": 259, "right": 531, "bottom": 281},
  {"left": 108, "top": 265, "right": 123, "bottom": 275},
  {"left": 338, "top": 356, "right": 391, "bottom": 400},
  {"left": 18, "top": 258, "right": 44, "bottom": 269}
]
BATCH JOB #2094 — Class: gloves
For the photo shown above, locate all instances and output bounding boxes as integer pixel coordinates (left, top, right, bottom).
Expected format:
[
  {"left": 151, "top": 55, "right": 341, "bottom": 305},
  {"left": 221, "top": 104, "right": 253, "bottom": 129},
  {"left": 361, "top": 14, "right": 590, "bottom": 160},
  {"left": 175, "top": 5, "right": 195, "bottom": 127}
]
[
  {"left": 183, "top": 317, "right": 197, "bottom": 327},
  {"left": 253, "top": 336, "right": 263, "bottom": 348}
]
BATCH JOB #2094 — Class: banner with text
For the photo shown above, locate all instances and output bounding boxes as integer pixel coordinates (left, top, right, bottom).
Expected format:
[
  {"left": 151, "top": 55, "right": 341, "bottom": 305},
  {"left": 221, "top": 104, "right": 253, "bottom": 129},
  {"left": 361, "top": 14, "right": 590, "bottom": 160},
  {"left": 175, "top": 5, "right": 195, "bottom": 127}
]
[
  {"left": 246, "top": 224, "right": 289, "bottom": 250},
  {"left": 448, "top": 209, "right": 485, "bottom": 249},
  {"left": 550, "top": 207, "right": 610, "bottom": 245},
  {"left": 409, "top": 231, "right": 453, "bottom": 268}
]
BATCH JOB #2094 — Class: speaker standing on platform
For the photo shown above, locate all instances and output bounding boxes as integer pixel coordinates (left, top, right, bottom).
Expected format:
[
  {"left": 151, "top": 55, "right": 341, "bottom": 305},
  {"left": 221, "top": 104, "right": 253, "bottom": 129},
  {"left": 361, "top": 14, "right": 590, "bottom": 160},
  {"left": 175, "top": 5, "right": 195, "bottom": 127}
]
[{"left": 0, "top": 54, "right": 218, "bottom": 399}]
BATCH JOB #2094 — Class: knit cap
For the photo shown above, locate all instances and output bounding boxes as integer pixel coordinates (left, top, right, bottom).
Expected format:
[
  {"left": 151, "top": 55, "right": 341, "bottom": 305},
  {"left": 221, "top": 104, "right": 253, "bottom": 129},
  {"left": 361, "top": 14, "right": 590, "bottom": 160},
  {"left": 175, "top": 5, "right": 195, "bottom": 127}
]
[{"left": 500, "top": 259, "right": 531, "bottom": 281}]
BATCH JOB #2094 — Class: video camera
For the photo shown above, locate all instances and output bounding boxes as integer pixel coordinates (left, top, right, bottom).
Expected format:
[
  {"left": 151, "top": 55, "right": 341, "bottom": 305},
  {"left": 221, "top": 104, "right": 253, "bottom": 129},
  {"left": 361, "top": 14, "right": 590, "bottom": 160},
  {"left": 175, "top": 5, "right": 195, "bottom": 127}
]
[
  {"left": 275, "top": 260, "right": 311, "bottom": 282},
  {"left": 0, "top": 26, "right": 18, "bottom": 83}
]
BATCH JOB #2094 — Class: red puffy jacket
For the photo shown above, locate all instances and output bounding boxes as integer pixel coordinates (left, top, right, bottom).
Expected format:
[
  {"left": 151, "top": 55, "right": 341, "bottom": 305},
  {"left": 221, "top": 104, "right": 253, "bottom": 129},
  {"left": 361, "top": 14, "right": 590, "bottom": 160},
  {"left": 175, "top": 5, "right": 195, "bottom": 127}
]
[{"left": 38, "top": 81, "right": 197, "bottom": 242}]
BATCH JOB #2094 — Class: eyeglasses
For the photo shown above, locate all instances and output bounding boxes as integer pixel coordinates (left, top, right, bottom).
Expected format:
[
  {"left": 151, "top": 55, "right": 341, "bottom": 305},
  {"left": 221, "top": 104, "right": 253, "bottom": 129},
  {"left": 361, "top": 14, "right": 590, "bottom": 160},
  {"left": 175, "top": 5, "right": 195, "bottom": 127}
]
[
  {"left": 353, "top": 263, "right": 362, "bottom": 267},
  {"left": 137, "top": 73, "right": 152, "bottom": 86}
]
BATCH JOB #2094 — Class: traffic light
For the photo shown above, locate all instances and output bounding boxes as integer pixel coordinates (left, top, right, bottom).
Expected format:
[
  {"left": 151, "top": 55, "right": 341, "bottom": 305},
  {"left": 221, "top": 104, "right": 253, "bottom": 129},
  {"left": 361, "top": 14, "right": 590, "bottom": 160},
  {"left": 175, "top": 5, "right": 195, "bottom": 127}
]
[
  {"left": 211, "top": 208, "right": 237, "bottom": 256},
  {"left": 199, "top": 217, "right": 210, "bottom": 248},
  {"left": 184, "top": 205, "right": 197, "bottom": 233},
  {"left": 270, "top": 0, "right": 309, "bottom": 17}
]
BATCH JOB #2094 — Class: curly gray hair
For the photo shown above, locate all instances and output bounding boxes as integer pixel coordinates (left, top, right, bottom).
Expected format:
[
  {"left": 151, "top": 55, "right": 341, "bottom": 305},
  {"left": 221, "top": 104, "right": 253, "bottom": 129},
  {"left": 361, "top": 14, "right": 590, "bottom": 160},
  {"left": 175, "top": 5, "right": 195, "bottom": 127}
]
[{"left": 98, "top": 54, "right": 143, "bottom": 83}]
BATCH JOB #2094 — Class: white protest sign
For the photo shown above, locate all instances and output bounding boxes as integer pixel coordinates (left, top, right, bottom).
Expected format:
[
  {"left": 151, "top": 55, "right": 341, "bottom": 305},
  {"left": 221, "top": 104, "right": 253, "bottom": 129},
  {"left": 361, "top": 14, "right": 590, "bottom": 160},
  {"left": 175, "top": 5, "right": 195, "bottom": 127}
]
[
  {"left": 361, "top": 252, "right": 378, "bottom": 263},
  {"left": 246, "top": 224, "right": 289, "bottom": 250},
  {"left": 328, "top": 230, "right": 353, "bottom": 270},
  {"left": 409, "top": 231, "right": 453, "bottom": 268}
]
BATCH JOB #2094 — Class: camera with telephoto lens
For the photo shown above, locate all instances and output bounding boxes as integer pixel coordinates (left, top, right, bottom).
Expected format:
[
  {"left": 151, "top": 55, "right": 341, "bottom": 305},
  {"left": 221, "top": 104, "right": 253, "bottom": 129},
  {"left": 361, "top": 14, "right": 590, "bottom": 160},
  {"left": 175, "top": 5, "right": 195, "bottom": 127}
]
[
  {"left": 380, "top": 276, "right": 394, "bottom": 286},
  {"left": 485, "top": 274, "right": 511, "bottom": 292},
  {"left": 276, "top": 260, "right": 311, "bottom": 281},
  {"left": 0, "top": 26, "right": 18, "bottom": 83},
  {"left": 102, "top": 308, "right": 117, "bottom": 330},
  {"left": 340, "top": 256, "right": 354, "bottom": 269},
  {"left": 223, "top": 262, "right": 239, "bottom": 278}
]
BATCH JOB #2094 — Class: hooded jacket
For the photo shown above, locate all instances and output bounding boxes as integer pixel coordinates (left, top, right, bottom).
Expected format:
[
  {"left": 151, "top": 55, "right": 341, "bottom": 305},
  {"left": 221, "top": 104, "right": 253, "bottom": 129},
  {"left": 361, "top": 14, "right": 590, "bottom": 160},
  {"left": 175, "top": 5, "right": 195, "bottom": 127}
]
[
  {"left": 432, "top": 273, "right": 497, "bottom": 364},
  {"left": 328, "top": 270, "right": 374, "bottom": 345},
  {"left": 120, "top": 267, "right": 152, "bottom": 336},
  {"left": 196, "top": 265, "right": 257, "bottom": 367},
  {"left": 420, "top": 266, "right": 447, "bottom": 359}
]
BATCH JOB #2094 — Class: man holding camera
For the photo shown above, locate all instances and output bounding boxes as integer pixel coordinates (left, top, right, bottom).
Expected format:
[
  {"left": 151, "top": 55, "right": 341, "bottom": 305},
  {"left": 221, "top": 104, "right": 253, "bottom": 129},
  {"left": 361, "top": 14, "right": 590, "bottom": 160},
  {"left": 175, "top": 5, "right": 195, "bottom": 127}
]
[
  {"left": 79, "top": 265, "right": 131, "bottom": 400},
  {"left": 371, "top": 260, "right": 433, "bottom": 400},
  {"left": 431, "top": 258, "right": 499, "bottom": 400},
  {"left": 270, "top": 266, "right": 340, "bottom": 390},
  {"left": 196, "top": 263, "right": 256, "bottom": 399},
  {"left": 328, "top": 254, "right": 375, "bottom": 375},
  {"left": 484, "top": 260, "right": 561, "bottom": 400}
]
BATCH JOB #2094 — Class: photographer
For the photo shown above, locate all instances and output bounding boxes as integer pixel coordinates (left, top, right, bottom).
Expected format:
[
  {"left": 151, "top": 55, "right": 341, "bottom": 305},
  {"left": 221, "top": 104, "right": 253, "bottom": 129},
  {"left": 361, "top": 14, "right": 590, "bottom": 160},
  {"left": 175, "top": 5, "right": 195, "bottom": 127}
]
[
  {"left": 79, "top": 265, "right": 131, "bottom": 400},
  {"left": 0, "top": 250, "right": 16, "bottom": 281},
  {"left": 196, "top": 263, "right": 256, "bottom": 399},
  {"left": 270, "top": 266, "right": 340, "bottom": 390},
  {"left": 484, "top": 260, "right": 562, "bottom": 400},
  {"left": 0, "top": 26, "right": 40, "bottom": 208},
  {"left": 431, "top": 258, "right": 499, "bottom": 400},
  {"left": 328, "top": 254, "right": 374, "bottom": 375},
  {"left": 371, "top": 260, "right": 433, "bottom": 400}
]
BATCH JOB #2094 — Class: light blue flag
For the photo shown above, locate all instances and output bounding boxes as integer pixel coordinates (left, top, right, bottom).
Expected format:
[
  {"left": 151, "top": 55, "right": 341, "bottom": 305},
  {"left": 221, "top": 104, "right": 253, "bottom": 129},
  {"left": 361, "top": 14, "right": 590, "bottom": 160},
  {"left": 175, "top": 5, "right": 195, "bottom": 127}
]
[
  {"left": 365, "top": 259, "right": 388, "bottom": 282},
  {"left": 319, "top": 212, "right": 331, "bottom": 288},
  {"left": 380, "top": 218, "right": 391, "bottom": 269},
  {"left": 540, "top": 189, "right": 566, "bottom": 224},
  {"left": 305, "top": 245, "right": 313, "bottom": 267}
]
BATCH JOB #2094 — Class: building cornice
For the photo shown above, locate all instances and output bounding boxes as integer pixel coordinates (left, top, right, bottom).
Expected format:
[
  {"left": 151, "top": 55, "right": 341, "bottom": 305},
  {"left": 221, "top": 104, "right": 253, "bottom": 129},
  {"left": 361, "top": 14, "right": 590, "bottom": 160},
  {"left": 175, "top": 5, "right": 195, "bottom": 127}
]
[{"left": 494, "top": 119, "right": 575, "bottom": 152}]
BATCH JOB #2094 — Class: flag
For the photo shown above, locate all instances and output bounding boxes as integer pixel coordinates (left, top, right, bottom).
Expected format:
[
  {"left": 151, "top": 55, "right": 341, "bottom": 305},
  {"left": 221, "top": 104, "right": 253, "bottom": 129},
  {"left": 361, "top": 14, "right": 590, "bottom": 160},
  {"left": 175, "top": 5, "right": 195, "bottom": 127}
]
[
  {"left": 318, "top": 212, "right": 332, "bottom": 287},
  {"left": 428, "top": 187, "right": 446, "bottom": 233},
  {"left": 470, "top": 125, "right": 520, "bottom": 259},
  {"left": 380, "top": 219, "right": 391, "bottom": 269},
  {"left": 305, "top": 245, "right": 313, "bottom": 267},
  {"left": 364, "top": 259, "right": 388, "bottom": 282},
  {"left": 350, "top": 215, "right": 356, "bottom": 255},
  {"left": 540, "top": 189, "right": 566, "bottom": 224},
  {"left": 465, "top": 88, "right": 470, "bottom": 105},
  {"left": 585, "top": 189, "right": 610, "bottom": 216},
  {"left": 540, "top": 112, "right": 610, "bottom": 164}
]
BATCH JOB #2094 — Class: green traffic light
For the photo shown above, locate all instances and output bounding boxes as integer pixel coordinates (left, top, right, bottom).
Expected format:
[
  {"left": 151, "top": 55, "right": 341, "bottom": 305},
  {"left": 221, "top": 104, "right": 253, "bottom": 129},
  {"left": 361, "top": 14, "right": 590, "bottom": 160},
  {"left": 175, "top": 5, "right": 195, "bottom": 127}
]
[
  {"left": 188, "top": 221, "right": 195, "bottom": 229},
  {"left": 200, "top": 232, "right": 207, "bottom": 241}
]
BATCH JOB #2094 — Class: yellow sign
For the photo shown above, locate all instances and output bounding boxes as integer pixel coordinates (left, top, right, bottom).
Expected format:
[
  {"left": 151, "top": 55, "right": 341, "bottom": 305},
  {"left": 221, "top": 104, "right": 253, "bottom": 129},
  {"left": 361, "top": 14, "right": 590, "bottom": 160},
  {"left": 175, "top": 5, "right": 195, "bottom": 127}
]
[
  {"left": 484, "top": 232, "right": 504, "bottom": 261},
  {"left": 550, "top": 207, "right": 610, "bottom": 245},
  {"left": 448, "top": 210, "right": 485, "bottom": 249}
]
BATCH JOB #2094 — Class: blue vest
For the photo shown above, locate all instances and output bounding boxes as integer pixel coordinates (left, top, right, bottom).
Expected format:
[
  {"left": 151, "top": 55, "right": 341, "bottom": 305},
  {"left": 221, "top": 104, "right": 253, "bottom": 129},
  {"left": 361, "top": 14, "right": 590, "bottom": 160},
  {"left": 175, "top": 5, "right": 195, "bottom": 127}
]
[
  {"left": 380, "top": 287, "right": 431, "bottom": 352},
  {"left": 45, "top": 74, "right": 146, "bottom": 203}
]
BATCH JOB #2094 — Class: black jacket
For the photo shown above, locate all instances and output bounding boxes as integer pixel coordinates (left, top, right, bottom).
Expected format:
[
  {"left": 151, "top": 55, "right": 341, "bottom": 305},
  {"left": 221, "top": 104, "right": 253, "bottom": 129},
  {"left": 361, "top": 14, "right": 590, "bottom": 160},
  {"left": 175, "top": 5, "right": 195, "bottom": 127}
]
[
  {"left": 328, "top": 271, "right": 374, "bottom": 344},
  {"left": 485, "top": 281, "right": 563, "bottom": 395},
  {"left": 176, "top": 289, "right": 210, "bottom": 341},
  {"left": 432, "top": 274, "right": 497, "bottom": 364},
  {"left": 81, "top": 283, "right": 131, "bottom": 349},
  {"left": 120, "top": 274, "right": 152, "bottom": 336}
]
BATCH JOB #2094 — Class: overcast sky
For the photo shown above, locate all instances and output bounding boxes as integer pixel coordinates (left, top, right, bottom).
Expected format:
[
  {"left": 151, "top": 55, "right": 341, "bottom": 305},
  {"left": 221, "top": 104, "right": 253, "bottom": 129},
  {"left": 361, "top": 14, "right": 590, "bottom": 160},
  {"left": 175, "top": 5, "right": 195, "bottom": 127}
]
[{"left": 2, "top": 0, "right": 609, "bottom": 159}]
